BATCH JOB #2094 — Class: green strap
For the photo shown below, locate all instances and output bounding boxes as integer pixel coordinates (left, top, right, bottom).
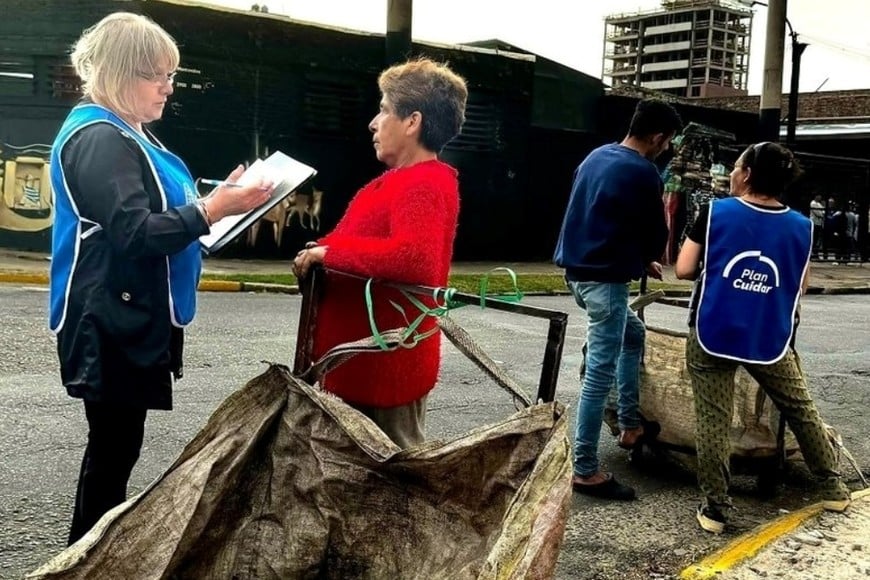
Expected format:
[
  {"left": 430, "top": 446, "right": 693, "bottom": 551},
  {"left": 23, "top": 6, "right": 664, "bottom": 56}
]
[
  {"left": 364, "top": 269, "right": 522, "bottom": 351},
  {"left": 364, "top": 279, "right": 392, "bottom": 350},
  {"left": 478, "top": 267, "right": 524, "bottom": 308}
]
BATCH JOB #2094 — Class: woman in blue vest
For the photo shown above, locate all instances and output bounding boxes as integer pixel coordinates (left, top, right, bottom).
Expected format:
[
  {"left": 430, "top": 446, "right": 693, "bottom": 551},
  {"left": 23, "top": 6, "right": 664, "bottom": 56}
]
[
  {"left": 675, "top": 142, "right": 851, "bottom": 534},
  {"left": 50, "top": 12, "right": 273, "bottom": 545}
]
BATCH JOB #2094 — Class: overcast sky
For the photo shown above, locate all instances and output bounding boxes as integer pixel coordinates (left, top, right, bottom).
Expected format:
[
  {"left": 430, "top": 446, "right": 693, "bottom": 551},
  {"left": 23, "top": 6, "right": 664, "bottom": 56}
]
[{"left": 206, "top": 0, "right": 870, "bottom": 95}]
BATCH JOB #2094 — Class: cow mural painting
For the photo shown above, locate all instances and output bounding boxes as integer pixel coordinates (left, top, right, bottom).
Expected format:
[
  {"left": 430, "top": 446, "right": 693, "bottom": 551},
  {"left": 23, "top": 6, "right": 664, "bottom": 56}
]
[
  {"left": 246, "top": 186, "right": 325, "bottom": 251},
  {"left": 0, "top": 143, "right": 53, "bottom": 246}
]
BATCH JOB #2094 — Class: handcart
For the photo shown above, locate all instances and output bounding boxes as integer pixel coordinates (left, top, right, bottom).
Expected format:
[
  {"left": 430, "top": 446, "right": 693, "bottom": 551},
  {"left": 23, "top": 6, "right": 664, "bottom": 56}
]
[
  {"left": 29, "top": 267, "right": 578, "bottom": 580},
  {"left": 604, "top": 287, "right": 867, "bottom": 494}
]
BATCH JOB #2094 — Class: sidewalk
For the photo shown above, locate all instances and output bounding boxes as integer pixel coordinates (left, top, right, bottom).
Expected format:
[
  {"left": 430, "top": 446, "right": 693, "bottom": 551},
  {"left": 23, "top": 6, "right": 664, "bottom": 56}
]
[
  {"left": 1, "top": 249, "right": 869, "bottom": 294},
  {"left": 682, "top": 489, "right": 870, "bottom": 579}
]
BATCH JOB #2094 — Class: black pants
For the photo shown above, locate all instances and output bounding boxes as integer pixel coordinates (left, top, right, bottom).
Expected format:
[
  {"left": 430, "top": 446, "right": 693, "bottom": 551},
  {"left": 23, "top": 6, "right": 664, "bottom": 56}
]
[{"left": 68, "top": 401, "right": 147, "bottom": 546}]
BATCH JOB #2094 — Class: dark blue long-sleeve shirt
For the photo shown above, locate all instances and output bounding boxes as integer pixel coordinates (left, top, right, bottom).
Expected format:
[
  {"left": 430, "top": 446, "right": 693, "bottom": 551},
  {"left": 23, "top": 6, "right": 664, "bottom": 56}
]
[{"left": 553, "top": 143, "right": 668, "bottom": 283}]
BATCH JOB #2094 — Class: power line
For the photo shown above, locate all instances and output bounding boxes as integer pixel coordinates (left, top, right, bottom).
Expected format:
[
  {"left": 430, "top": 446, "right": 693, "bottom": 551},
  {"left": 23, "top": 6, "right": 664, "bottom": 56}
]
[{"left": 799, "top": 33, "right": 870, "bottom": 62}]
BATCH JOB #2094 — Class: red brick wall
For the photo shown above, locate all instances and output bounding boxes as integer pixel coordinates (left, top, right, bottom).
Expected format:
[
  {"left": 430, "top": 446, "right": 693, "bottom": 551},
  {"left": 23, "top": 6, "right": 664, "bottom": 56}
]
[{"left": 696, "top": 89, "right": 870, "bottom": 120}]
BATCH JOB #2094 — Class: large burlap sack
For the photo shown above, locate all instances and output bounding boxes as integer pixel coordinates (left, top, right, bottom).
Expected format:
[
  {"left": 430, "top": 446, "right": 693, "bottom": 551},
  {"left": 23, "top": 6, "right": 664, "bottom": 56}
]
[
  {"left": 30, "top": 364, "right": 572, "bottom": 580},
  {"left": 625, "top": 329, "right": 799, "bottom": 458}
]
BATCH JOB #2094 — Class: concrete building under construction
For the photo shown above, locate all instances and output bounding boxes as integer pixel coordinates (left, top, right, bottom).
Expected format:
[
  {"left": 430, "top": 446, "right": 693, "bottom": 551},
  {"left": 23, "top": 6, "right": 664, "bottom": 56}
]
[{"left": 603, "top": 0, "right": 753, "bottom": 98}]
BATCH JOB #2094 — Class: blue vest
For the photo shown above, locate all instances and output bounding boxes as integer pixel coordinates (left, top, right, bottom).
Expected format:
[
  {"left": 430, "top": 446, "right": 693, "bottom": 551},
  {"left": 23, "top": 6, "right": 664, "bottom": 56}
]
[
  {"left": 696, "top": 197, "right": 811, "bottom": 364},
  {"left": 49, "top": 104, "right": 201, "bottom": 332}
]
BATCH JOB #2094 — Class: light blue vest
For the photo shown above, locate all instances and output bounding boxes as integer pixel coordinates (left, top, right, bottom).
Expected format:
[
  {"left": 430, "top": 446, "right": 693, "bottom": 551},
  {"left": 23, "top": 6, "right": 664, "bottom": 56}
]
[
  {"left": 696, "top": 197, "right": 811, "bottom": 364},
  {"left": 49, "top": 104, "right": 201, "bottom": 332}
]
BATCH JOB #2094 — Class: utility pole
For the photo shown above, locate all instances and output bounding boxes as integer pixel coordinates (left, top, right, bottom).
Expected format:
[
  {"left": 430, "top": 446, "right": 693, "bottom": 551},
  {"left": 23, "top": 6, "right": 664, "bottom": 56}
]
[
  {"left": 753, "top": 1, "right": 807, "bottom": 147},
  {"left": 758, "top": 0, "right": 787, "bottom": 142},
  {"left": 786, "top": 36, "right": 807, "bottom": 147},
  {"left": 386, "top": 0, "right": 412, "bottom": 66}
]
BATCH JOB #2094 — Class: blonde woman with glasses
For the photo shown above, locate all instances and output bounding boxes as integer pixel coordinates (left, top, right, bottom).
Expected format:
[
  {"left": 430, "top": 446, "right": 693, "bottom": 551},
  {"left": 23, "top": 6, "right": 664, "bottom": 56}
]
[{"left": 48, "top": 12, "right": 274, "bottom": 545}]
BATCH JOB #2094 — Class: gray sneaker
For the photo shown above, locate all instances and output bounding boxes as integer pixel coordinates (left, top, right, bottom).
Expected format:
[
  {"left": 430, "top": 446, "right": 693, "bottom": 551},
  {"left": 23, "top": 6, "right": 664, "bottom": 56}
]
[
  {"left": 696, "top": 504, "right": 726, "bottom": 534},
  {"left": 822, "top": 495, "right": 852, "bottom": 513},
  {"left": 821, "top": 479, "right": 852, "bottom": 513}
]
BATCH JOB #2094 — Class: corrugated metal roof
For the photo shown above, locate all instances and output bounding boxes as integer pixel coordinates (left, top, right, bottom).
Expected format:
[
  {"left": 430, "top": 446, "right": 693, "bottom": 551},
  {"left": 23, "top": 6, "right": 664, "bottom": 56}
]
[
  {"left": 144, "top": 0, "right": 535, "bottom": 62},
  {"left": 781, "top": 123, "right": 870, "bottom": 139}
]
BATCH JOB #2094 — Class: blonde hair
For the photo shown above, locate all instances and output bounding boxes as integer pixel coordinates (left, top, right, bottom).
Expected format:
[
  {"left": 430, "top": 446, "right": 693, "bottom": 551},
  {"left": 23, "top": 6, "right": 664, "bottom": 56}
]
[
  {"left": 378, "top": 58, "right": 468, "bottom": 152},
  {"left": 71, "top": 12, "right": 179, "bottom": 119}
]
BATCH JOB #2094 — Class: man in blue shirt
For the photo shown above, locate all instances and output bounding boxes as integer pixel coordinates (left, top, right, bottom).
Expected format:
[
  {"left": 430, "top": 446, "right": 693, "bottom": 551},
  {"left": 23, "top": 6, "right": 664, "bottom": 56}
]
[{"left": 554, "top": 99, "right": 681, "bottom": 500}]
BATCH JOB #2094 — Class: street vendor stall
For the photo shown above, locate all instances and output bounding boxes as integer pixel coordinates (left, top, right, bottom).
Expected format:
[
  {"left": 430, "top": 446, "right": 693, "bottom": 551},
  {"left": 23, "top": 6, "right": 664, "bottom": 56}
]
[{"left": 661, "top": 122, "right": 737, "bottom": 264}]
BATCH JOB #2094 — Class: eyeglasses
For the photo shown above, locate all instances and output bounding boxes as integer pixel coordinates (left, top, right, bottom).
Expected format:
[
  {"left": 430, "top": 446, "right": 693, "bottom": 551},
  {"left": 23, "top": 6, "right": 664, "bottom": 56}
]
[{"left": 138, "top": 71, "right": 177, "bottom": 86}]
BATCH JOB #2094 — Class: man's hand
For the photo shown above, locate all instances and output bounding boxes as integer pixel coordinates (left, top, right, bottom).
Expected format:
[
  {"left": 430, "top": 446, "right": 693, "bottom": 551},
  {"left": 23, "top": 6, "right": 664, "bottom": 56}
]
[
  {"left": 292, "top": 245, "right": 327, "bottom": 279},
  {"left": 646, "top": 261, "right": 663, "bottom": 280}
]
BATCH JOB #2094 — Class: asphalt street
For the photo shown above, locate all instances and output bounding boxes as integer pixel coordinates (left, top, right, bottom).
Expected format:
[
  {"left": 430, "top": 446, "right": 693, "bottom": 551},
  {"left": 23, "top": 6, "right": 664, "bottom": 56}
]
[{"left": 0, "top": 287, "right": 867, "bottom": 579}]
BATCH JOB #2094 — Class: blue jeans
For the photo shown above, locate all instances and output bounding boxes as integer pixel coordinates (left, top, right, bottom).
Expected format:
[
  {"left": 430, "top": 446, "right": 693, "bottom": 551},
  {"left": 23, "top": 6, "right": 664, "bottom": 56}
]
[{"left": 568, "top": 281, "right": 646, "bottom": 477}]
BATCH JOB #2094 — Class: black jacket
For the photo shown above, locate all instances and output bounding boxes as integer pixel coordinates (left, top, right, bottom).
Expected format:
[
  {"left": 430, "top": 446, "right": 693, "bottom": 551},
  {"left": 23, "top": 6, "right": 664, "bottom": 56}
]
[{"left": 56, "top": 123, "right": 208, "bottom": 409}]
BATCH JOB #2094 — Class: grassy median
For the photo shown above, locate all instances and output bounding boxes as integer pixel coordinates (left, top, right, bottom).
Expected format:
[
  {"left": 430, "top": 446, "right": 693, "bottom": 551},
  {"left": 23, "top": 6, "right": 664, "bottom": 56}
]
[{"left": 201, "top": 272, "right": 689, "bottom": 295}]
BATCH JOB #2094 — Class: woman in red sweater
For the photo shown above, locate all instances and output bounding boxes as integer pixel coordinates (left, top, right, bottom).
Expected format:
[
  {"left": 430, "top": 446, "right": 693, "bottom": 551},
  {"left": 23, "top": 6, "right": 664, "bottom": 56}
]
[{"left": 293, "top": 58, "right": 468, "bottom": 448}]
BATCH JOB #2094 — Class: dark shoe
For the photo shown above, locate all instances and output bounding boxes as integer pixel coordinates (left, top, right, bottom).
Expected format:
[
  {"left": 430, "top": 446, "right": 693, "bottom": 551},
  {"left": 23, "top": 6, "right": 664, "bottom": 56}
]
[
  {"left": 617, "top": 421, "right": 661, "bottom": 450},
  {"left": 617, "top": 427, "right": 644, "bottom": 450},
  {"left": 696, "top": 504, "right": 726, "bottom": 534},
  {"left": 603, "top": 408, "right": 620, "bottom": 436},
  {"left": 572, "top": 473, "right": 636, "bottom": 501}
]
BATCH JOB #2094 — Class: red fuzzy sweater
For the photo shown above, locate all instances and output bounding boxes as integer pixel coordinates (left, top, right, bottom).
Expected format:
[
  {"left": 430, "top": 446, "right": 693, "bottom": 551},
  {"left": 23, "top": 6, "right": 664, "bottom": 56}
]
[{"left": 314, "top": 159, "right": 460, "bottom": 408}]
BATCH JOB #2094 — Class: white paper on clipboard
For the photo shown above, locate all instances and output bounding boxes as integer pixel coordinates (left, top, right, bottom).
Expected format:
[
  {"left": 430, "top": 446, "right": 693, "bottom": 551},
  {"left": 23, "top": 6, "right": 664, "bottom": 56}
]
[{"left": 199, "top": 151, "right": 317, "bottom": 255}]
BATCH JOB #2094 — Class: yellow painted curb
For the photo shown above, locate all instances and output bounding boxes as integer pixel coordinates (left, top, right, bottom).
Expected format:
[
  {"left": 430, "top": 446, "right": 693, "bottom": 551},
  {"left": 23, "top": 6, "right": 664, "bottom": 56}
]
[
  {"left": 197, "top": 279, "right": 242, "bottom": 292},
  {"left": 680, "top": 504, "right": 821, "bottom": 579},
  {"left": 0, "top": 272, "right": 49, "bottom": 285},
  {"left": 681, "top": 488, "right": 870, "bottom": 579},
  {"left": 0, "top": 274, "right": 281, "bottom": 294}
]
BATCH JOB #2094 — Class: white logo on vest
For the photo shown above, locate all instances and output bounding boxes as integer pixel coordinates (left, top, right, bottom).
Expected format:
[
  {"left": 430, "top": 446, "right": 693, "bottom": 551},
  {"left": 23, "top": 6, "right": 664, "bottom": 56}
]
[
  {"left": 184, "top": 183, "right": 196, "bottom": 204},
  {"left": 722, "top": 250, "right": 781, "bottom": 294}
]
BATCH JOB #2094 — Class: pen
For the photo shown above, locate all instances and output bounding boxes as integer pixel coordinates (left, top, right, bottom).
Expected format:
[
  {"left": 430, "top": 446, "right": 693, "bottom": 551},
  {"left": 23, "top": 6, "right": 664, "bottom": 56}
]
[{"left": 198, "top": 178, "right": 244, "bottom": 188}]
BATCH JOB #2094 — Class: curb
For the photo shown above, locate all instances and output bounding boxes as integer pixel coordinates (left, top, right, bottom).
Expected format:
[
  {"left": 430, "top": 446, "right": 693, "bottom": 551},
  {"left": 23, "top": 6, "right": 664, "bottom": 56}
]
[
  {"left": 0, "top": 272, "right": 866, "bottom": 297},
  {"left": 0, "top": 273, "right": 298, "bottom": 295},
  {"left": 659, "top": 289, "right": 692, "bottom": 298},
  {"left": 680, "top": 487, "right": 870, "bottom": 579},
  {"left": 521, "top": 290, "right": 694, "bottom": 298},
  {"left": 468, "top": 289, "right": 692, "bottom": 298},
  {"left": 0, "top": 272, "right": 48, "bottom": 285},
  {"left": 197, "top": 279, "right": 242, "bottom": 292},
  {"left": 808, "top": 285, "right": 870, "bottom": 295},
  {"left": 239, "top": 281, "right": 299, "bottom": 294},
  {"left": 679, "top": 503, "right": 824, "bottom": 579}
]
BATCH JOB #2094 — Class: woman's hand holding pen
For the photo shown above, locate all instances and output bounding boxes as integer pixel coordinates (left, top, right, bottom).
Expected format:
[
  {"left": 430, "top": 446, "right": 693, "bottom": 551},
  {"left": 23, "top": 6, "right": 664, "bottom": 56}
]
[{"left": 200, "top": 165, "right": 274, "bottom": 223}]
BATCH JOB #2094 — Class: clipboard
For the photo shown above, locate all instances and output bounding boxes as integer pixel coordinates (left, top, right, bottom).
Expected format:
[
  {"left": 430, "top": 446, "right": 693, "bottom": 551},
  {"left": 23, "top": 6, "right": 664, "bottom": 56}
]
[{"left": 198, "top": 151, "right": 317, "bottom": 255}]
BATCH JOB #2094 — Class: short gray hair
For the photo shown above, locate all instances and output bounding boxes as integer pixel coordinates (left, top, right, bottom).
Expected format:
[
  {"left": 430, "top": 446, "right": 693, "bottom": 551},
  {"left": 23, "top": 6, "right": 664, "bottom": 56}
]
[
  {"left": 71, "top": 12, "right": 179, "bottom": 119},
  {"left": 378, "top": 58, "right": 468, "bottom": 153}
]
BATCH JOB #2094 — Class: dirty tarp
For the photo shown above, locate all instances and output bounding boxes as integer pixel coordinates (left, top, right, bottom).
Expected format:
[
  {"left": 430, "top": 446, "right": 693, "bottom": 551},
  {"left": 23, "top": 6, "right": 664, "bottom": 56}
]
[
  {"left": 29, "top": 365, "right": 572, "bottom": 580},
  {"left": 625, "top": 330, "right": 799, "bottom": 458}
]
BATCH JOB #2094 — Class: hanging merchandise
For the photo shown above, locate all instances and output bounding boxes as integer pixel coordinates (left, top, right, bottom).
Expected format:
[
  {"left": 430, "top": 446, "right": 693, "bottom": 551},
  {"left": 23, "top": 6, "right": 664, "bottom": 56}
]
[{"left": 659, "top": 122, "right": 737, "bottom": 264}]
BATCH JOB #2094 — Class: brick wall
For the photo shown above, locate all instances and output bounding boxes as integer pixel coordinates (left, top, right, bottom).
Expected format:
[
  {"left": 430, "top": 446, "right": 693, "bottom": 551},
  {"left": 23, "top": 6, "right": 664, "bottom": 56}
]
[
  {"left": 696, "top": 89, "right": 870, "bottom": 121},
  {"left": 612, "top": 84, "right": 870, "bottom": 122}
]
